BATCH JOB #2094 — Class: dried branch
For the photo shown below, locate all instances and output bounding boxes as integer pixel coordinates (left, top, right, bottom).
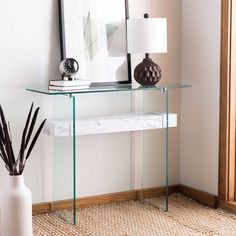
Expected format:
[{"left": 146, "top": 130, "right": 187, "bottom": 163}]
[
  {"left": 0, "top": 106, "right": 15, "bottom": 168},
  {"left": 0, "top": 104, "right": 46, "bottom": 175},
  {"left": 18, "top": 103, "right": 34, "bottom": 172}
]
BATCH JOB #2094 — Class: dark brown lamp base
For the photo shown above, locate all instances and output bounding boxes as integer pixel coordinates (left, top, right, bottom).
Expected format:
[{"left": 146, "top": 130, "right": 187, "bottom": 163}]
[{"left": 134, "top": 54, "right": 161, "bottom": 86}]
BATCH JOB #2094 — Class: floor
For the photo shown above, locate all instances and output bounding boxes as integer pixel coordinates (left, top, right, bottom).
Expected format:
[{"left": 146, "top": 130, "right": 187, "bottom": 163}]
[{"left": 33, "top": 194, "right": 236, "bottom": 235}]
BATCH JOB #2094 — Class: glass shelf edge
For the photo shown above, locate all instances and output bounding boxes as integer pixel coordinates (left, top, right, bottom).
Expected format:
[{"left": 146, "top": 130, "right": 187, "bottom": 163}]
[{"left": 26, "top": 83, "right": 192, "bottom": 96}]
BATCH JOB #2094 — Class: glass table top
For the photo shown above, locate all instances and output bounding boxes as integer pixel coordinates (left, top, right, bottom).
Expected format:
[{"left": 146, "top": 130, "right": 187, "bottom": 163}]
[{"left": 26, "top": 83, "right": 192, "bottom": 96}]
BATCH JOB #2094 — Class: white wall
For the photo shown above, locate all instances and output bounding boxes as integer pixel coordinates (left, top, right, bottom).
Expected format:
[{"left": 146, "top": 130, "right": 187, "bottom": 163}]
[
  {"left": 0, "top": 0, "right": 182, "bottom": 204},
  {"left": 180, "top": 0, "right": 221, "bottom": 195},
  {"left": 0, "top": 0, "right": 221, "bottom": 204},
  {"left": 0, "top": 0, "right": 60, "bottom": 203}
]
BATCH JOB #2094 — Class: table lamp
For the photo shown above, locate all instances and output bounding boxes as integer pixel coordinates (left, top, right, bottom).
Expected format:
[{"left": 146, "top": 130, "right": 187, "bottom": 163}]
[{"left": 127, "top": 14, "right": 167, "bottom": 86}]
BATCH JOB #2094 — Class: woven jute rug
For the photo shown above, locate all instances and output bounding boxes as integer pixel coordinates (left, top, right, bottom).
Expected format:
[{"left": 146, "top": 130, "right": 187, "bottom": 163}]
[{"left": 33, "top": 194, "right": 236, "bottom": 235}]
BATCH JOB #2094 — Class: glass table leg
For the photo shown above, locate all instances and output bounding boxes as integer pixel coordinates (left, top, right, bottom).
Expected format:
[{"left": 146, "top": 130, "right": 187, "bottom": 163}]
[
  {"left": 72, "top": 95, "right": 77, "bottom": 225},
  {"left": 164, "top": 88, "right": 169, "bottom": 212},
  {"left": 138, "top": 89, "right": 169, "bottom": 211},
  {"left": 140, "top": 90, "right": 144, "bottom": 202}
]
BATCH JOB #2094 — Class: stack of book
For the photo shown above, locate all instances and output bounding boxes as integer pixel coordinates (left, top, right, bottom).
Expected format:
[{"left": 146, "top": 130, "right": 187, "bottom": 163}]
[{"left": 48, "top": 79, "right": 91, "bottom": 91}]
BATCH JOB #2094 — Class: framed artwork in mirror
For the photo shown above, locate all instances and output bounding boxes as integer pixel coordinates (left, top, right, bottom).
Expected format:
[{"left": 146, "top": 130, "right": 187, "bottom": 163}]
[{"left": 58, "top": 0, "right": 131, "bottom": 85}]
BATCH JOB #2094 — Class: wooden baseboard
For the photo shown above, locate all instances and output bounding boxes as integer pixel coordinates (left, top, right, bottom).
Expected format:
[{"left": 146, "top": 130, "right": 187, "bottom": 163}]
[
  {"left": 178, "top": 184, "right": 218, "bottom": 208},
  {"left": 33, "top": 184, "right": 220, "bottom": 215},
  {"left": 33, "top": 185, "right": 178, "bottom": 215}
]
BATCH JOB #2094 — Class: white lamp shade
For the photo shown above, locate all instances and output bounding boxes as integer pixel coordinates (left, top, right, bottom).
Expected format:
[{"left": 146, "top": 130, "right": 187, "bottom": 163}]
[{"left": 127, "top": 18, "right": 167, "bottom": 54}]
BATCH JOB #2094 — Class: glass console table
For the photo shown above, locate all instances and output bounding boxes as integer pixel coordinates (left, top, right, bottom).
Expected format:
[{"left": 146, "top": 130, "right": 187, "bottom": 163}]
[{"left": 27, "top": 83, "right": 191, "bottom": 225}]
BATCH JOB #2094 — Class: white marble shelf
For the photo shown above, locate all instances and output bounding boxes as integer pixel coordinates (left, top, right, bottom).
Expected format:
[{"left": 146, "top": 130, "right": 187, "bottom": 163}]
[{"left": 43, "top": 112, "right": 177, "bottom": 136}]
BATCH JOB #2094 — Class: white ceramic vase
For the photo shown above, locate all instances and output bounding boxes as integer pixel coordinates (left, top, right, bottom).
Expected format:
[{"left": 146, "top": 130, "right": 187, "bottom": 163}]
[{"left": 1, "top": 175, "right": 32, "bottom": 236}]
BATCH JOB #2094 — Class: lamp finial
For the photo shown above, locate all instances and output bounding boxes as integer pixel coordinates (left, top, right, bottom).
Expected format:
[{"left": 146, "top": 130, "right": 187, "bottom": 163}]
[{"left": 144, "top": 13, "right": 149, "bottom": 18}]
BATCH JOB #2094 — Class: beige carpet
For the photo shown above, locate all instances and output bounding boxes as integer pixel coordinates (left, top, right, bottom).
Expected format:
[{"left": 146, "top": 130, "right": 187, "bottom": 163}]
[{"left": 33, "top": 194, "right": 236, "bottom": 235}]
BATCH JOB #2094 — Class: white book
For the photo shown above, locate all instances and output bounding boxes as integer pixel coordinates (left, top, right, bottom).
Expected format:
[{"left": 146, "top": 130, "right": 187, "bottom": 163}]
[
  {"left": 49, "top": 79, "right": 91, "bottom": 87},
  {"left": 48, "top": 85, "right": 90, "bottom": 91}
]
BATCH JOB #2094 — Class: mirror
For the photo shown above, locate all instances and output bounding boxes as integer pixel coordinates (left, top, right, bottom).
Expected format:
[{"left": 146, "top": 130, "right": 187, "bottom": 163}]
[{"left": 59, "top": 0, "right": 131, "bottom": 85}]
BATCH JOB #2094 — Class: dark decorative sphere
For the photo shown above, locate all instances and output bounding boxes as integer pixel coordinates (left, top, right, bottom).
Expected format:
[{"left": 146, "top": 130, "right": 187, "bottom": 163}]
[{"left": 134, "top": 58, "right": 161, "bottom": 86}]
